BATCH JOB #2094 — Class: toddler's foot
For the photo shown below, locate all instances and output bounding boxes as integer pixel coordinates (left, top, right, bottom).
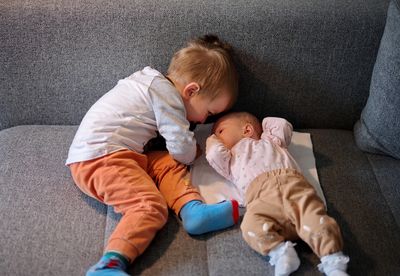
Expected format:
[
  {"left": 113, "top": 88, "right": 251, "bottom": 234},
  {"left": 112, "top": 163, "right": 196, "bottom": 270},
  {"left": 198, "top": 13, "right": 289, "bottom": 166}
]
[
  {"left": 268, "top": 241, "right": 300, "bottom": 276},
  {"left": 318, "top": 252, "right": 349, "bottom": 276},
  {"left": 87, "top": 252, "right": 130, "bottom": 276},
  {"left": 179, "top": 199, "right": 239, "bottom": 235}
]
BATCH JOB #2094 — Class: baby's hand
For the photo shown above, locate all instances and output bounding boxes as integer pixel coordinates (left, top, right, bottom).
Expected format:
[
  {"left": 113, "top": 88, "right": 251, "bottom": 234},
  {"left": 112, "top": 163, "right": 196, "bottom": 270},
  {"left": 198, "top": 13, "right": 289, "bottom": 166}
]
[{"left": 206, "top": 134, "right": 220, "bottom": 151}]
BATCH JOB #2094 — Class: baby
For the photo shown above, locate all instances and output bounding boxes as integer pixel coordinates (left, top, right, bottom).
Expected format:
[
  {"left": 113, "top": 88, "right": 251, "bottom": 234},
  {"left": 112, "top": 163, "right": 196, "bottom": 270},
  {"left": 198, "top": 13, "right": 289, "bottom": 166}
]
[{"left": 206, "top": 112, "right": 349, "bottom": 276}]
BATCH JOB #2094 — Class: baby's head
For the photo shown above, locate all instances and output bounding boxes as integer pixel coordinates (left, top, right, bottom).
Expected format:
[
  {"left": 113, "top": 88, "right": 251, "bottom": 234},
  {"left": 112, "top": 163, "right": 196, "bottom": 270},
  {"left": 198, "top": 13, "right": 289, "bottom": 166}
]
[
  {"left": 167, "top": 34, "right": 238, "bottom": 124},
  {"left": 212, "top": 112, "right": 262, "bottom": 149}
]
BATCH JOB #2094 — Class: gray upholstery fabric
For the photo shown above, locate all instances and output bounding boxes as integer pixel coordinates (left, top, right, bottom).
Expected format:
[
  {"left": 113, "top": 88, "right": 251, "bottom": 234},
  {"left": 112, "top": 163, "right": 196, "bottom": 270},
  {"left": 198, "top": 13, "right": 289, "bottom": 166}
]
[
  {"left": 2, "top": 0, "right": 400, "bottom": 275},
  {"left": 354, "top": 0, "right": 400, "bottom": 159},
  {"left": 308, "top": 129, "right": 400, "bottom": 275},
  {"left": 105, "top": 208, "right": 210, "bottom": 275},
  {"left": 1, "top": 126, "right": 399, "bottom": 275},
  {"left": 366, "top": 154, "right": 400, "bottom": 228},
  {"left": 0, "top": 0, "right": 389, "bottom": 130},
  {"left": 0, "top": 126, "right": 107, "bottom": 276}
]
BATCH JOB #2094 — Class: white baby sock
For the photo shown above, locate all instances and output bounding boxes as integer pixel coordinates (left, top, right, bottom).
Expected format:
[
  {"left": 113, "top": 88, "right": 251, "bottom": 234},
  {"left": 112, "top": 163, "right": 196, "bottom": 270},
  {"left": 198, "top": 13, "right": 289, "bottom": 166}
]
[
  {"left": 268, "top": 241, "right": 300, "bottom": 276},
  {"left": 318, "top": 252, "right": 350, "bottom": 276}
]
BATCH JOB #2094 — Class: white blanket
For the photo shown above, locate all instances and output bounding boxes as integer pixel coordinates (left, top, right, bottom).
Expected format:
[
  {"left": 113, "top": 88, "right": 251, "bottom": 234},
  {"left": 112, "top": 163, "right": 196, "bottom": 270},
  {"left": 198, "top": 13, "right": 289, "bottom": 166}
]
[{"left": 190, "top": 124, "right": 326, "bottom": 210}]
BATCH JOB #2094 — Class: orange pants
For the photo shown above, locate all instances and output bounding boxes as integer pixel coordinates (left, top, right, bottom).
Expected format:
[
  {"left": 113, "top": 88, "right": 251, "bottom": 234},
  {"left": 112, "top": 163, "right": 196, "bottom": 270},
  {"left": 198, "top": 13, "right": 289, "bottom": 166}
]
[
  {"left": 69, "top": 149, "right": 203, "bottom": 262},
  {"left": 241, "top": 169, "right": 343, "bottom": 258}
]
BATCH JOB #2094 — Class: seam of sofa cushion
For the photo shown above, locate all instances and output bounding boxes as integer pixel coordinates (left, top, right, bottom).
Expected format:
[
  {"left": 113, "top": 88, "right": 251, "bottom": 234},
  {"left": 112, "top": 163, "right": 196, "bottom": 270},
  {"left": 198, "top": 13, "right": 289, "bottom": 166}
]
[
  {"left": 394, "top": 0, "right": 400, "bottom": 11},
  {"left": 365, "top": 154, "right": 400, "bottom": 229}
]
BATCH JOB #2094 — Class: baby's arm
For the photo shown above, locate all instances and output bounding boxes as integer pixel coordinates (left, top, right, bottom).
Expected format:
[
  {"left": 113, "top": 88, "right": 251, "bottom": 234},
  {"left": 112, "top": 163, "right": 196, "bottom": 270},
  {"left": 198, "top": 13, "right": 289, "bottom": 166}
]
[
  {"left": 205, "top": 134, "right": 234, "bottom": 182},
  {"left": 261, "top": 117, "right": 293, "bottom": 148}
]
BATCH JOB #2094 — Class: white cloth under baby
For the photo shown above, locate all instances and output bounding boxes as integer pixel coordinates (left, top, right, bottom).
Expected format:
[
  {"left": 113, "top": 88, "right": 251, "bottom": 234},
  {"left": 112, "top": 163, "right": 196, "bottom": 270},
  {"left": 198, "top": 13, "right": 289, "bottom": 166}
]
[{"left": 190, "top": 123, "right": 326, "bottom": 209}]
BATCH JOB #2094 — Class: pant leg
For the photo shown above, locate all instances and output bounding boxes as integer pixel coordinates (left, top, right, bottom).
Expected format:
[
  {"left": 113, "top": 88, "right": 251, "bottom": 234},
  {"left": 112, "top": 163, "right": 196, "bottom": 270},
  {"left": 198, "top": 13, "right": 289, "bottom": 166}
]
[
  {"left": 146, "top": 151, "right": 203, "bottom": 216},
  {"left": 69, "top": 150, "right": 168, "bottom": 262},
  {"left": 280, "top": 169, "right": 344, "bottom": 257},
  {"left": 240, "top": 173, "right": 298, "bottom": 256}
]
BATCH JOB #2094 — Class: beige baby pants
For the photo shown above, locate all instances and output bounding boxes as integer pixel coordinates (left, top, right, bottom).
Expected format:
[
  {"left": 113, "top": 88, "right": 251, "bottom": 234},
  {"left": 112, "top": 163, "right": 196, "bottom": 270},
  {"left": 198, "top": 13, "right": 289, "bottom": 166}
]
[{"left": 241, "top": 168, "right": 343, "bottom": 258}]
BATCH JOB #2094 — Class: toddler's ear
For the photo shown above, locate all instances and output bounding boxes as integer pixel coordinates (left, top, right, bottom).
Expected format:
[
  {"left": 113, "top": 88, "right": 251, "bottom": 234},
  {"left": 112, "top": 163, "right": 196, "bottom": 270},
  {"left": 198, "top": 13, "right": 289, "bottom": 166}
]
[
  {"left": 182, "top": 82, "right": 200, "bottom": 99},
  {"left": 243, "top": 123, "right": 255, "bottom": 138}
]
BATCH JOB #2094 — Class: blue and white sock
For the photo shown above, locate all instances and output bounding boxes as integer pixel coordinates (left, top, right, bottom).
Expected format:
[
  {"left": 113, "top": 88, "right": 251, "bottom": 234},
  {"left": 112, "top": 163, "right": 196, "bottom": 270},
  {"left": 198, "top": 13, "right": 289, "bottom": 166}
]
[
  {"left": 179, "top": 200, "right": 239, "bottom": 235},
  {"left": 86, "top": 251, "right": 130, "bottom": 276}
]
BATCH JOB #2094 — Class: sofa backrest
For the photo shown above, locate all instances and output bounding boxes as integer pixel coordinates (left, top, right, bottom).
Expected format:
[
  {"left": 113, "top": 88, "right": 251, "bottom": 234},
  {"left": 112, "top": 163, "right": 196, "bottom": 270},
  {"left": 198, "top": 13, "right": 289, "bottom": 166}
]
[{"left": 0, "top": 0, "right": 389, "bottom": 130}]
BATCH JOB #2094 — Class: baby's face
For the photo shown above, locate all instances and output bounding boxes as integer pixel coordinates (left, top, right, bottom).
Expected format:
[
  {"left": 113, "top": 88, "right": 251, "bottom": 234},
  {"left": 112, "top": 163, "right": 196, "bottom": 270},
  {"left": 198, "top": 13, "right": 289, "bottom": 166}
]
[{"left": 213, "top": 117, "right": 245, "bottom": 149}]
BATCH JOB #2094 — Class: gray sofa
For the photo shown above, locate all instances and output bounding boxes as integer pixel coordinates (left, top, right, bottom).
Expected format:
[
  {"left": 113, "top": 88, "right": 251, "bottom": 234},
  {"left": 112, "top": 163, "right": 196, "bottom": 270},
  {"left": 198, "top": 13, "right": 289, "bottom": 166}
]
[{"left": 1, "top": 0, "right": 399, "bottom": 275}]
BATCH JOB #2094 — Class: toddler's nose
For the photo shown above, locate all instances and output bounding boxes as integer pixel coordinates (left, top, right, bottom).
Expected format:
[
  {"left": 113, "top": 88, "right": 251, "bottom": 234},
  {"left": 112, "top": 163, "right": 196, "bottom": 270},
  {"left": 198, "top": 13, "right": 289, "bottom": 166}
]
[{"left": 196, "top": 115, "right": 207, "bottom": 124}]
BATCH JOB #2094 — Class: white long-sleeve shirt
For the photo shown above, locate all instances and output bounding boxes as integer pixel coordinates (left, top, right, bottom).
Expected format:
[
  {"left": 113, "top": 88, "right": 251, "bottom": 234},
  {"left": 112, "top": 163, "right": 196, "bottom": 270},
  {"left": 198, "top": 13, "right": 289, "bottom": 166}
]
[
  {"left": 205, "top": 117, "right": 301, "bottom": 205},
  {"left": 66, "top": 67, "right": 196, "bottom": 165}
]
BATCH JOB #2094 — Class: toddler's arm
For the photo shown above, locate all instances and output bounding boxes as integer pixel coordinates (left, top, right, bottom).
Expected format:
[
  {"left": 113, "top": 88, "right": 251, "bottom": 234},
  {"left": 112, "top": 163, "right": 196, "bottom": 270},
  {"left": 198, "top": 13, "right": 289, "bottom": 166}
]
[
  {"left": 149, "top": 79, "right": 197, "bottom": 165},
  {"left": 261, "top": 117, "right": 293, "bottom": 148},
  {"left": 205, "top": 134, "right": 234, "bottom": 182}
]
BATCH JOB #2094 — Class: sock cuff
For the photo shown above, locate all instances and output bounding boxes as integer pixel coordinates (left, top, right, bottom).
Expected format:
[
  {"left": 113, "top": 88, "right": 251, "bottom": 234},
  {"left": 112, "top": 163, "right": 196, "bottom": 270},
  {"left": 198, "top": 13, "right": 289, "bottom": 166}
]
[
  {"left": 318, "top": 252, "right": 349, "bottom": 274},
  {"left": 231, "top": 199, "right": 239, "bottom": 224},
  {"left": 104, "top": 251, "right": 130, "bottom": 267}
]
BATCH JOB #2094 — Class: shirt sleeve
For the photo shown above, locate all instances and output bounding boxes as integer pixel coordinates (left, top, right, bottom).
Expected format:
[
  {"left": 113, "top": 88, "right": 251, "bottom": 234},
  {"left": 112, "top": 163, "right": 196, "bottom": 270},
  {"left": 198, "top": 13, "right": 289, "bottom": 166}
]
[
  {"left": 261, "top": 117, "right": 293, "bottom": 148},
  {"left": 205, "top": 134, "right": 234, "bottom": 182},
  {"left": 149, "top": 77, "right": 196, "bottom": 165}
]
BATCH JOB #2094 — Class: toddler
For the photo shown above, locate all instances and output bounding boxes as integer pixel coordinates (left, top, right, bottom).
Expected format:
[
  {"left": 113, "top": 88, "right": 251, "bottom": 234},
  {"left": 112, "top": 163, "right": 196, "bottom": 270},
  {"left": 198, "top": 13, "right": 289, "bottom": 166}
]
[
  {"left": 66, "top": 35, "right": 240, "bottom": 276},
  {"left": 206, "top": 112, "right": 349, "bottom": 276}
]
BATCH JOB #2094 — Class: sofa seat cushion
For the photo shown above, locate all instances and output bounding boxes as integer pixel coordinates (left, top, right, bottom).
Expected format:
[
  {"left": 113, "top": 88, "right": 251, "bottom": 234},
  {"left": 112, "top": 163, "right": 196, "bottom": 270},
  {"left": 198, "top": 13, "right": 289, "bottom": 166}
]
[
  {"left": 0, "top": 125, "right": 107, "bottom": 275},
  {"left": 0, "top": 125, "right": 211, "bottom": 275},
  {"left": 354, "top": 0, "right": 400, "bottom": 159},
  {"left": 1, "top": 126, "right": 400, "bottom": 275}
]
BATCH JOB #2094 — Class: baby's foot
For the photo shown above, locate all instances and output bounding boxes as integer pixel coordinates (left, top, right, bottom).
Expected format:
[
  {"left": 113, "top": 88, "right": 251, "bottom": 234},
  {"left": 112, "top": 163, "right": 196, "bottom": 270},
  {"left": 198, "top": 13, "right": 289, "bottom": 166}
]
[
  {"left": 318, "top": 252, "right": 349, "bottom": 276},
  {"left": 268, "top": 241, "right": 300, "bottom": 276}
]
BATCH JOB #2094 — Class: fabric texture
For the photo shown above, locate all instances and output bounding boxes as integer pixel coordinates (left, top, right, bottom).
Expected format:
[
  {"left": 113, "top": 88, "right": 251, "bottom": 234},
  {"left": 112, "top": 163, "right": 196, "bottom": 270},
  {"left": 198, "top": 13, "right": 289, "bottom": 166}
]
[
  {"left": 179, "top": 200, "right": 238, "bottom": 235},
  {"left": 366, "top": 154, "right": 400, "bottom": 227},
  {"left": 0, "top": 0, "right": 389, "bottom": 130},
  {"left": 66, "top": 66, "right": 196, "bottom": 165},
  {"left": 0, "top": 126, "right": 107, "bottom": 276},
  {"left": 2, "top": 0, "right": 400, "bottom": 275},
  {"left": 354, "top": 0, "right": 400, "bottom": 159},
  {"left": 205, "top": 117, "right": 301, "bottom": 207},
  {"left": 1, "top": 126, "right": 400, "bottom": 275},
  {"left": 69, "top": 149, "right": 203, "bottom": 261},
  {"left": 87, "top": 253, "right": 129, "bottom": 276},
  {"left": 268, "top": 241, "right": 300, "bottom": 276},
  {"left": 191, "top": 123, "right": 326, "bottom": 207},
  {"left": 241, "top": 169, "right": 343, "bottom": 257}
]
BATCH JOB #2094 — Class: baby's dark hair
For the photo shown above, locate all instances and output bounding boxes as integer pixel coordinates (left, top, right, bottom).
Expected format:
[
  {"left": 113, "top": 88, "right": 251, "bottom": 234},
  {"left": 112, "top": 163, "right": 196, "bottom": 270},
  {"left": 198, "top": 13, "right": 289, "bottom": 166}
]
[
  {"left": 214, "top": 111, "right": 263, "bottom": 138},
  {"left": 167, "top": 34, "right": 238, "bottom": 107}
]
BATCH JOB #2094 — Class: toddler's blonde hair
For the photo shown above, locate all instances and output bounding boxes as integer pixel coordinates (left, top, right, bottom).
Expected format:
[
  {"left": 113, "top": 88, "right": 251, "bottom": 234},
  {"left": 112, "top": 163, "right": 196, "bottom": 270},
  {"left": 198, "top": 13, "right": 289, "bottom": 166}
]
[{"left": 167, "top": 34, "right": 239, "bottom": 107}]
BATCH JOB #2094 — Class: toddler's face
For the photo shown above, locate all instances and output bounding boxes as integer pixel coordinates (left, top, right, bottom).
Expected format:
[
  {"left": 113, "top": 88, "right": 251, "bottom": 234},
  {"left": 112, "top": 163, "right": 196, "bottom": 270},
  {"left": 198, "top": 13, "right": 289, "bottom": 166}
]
[
  {"left": 213, "top": 117, "right": 245, "bottom": 149},
  {"left": 184, "top": 88, "right": 232, "bottom": 124}
]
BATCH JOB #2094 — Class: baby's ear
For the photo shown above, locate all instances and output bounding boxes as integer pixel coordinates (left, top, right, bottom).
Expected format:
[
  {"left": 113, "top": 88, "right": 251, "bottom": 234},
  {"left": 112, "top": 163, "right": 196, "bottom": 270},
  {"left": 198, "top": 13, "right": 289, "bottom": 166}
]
[{"left": 243, "top": 123, "right": 254, "bottom": 138}]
